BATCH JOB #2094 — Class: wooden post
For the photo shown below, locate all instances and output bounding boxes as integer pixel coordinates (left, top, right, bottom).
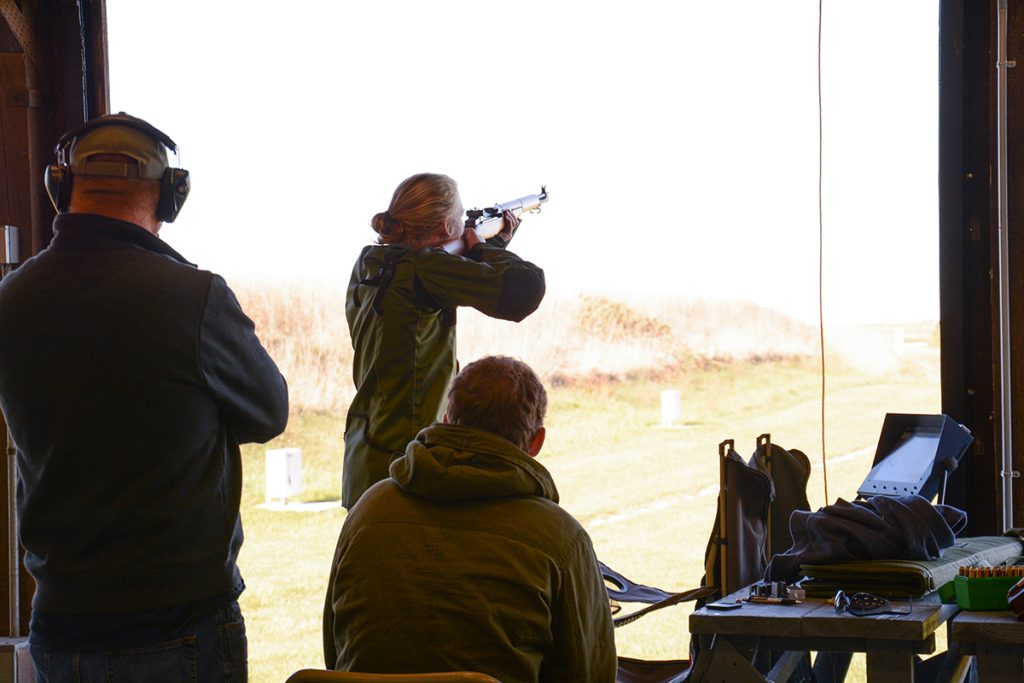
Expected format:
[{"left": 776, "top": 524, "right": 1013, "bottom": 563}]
[
  {"left": 0, "top": 51, "right": 33, "bottom": 640},
  {"left": 717, "top": 439, "right": 734, "bottom": 597}
]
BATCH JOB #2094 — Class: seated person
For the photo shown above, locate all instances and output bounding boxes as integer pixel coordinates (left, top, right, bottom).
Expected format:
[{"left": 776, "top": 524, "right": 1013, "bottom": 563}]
[{"left": 323, "top": 355, "right": 616, "bottom": 683}]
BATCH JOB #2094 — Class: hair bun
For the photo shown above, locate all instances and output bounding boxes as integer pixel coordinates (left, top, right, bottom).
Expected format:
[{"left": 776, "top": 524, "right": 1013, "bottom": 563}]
[{"left": 371, "top": 210, "right": 403, "bottom": 243}]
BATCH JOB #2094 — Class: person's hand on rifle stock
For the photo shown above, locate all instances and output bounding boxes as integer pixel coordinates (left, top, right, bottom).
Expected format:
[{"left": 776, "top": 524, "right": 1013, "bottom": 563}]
[
  {"left": 498, "top": 210, "right": 521, "bottom": 243},
  {"left": 461, "top": 226, "right": 482, "bottom": 252}
]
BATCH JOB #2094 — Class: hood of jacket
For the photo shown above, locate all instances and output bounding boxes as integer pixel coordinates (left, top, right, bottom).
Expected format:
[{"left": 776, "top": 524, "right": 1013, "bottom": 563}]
[{"left": 388, "top": 423, "right": 559, "bottom": 504}]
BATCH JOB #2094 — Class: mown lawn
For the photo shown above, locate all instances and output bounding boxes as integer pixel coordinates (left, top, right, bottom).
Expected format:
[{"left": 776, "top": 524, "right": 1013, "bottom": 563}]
[{"left": 237, "top": 349, "right": 940, "bottom": 682}]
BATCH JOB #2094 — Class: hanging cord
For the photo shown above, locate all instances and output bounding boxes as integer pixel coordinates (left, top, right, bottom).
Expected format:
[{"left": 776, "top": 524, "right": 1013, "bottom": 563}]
[{"left": 818, "top": 0, "right": 830, "bottom": 506}]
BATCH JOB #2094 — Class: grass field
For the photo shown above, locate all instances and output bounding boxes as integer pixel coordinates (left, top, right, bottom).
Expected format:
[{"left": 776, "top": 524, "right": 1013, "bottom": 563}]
[{"left": 229, "top": 279, "right": 941, "bottom": 682}]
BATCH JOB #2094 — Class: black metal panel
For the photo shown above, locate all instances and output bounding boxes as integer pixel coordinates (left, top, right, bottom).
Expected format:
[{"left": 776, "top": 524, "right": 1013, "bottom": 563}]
[{"left": 939, "top": 0, "right": 1008, "bottom": 535}]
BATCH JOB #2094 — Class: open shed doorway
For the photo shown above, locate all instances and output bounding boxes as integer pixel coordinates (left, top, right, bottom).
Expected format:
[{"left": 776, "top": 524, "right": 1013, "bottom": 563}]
[{"left": 104, "top": 2, "right": 940, "bottom": 678}]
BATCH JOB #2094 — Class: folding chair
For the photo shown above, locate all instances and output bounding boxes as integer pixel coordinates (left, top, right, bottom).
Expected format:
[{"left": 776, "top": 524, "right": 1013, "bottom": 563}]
[{"left": 600, "top": 435, "right": 812, "bottom": 683}]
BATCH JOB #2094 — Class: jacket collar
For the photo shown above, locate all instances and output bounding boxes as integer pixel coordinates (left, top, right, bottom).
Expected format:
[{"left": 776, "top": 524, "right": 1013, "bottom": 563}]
[
  {"left": 51, "top": 213, "right": 195, "bottom": 267},
  {"left": 389, "top": 423, "right": 559, "bottom": 503}
]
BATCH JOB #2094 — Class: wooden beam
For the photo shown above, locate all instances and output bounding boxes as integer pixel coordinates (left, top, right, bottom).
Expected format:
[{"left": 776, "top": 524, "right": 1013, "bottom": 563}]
[
  {"left": 0, "top": 55, "right": 31, "bottom": 234},
  {"left": 940, "top": 0, "right": 1004, "bottom": 535},
  {"left": 83, "top": 0, "right": 108, "bottom": 117},
  {"left": 0, "top": 52, "right": 29, "bottom": 638},
  {"left": 1005, "top": 0, "right": 1024, "bottom": 530},
  {"left": 0, "top": 0, "right": 113, "bottom": 638},
  {"left": 0, "top": 410, "right": 12, "bottom": 638},
  {"left": 0, "top": 0, "right": 39, "bottom": 69}
]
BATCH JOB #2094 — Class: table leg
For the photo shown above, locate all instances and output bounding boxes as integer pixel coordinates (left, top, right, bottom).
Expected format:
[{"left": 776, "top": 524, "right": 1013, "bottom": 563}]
[
  {"left": 765, "top": 650, "right": 808, "bottom": 681},
  {"left": 812, "top": 651, "right": 853, "bottom": 683},
  {"left": 933, "top": 641, "right": 972, "bottom": 683},
  {"left": 688, "top": 635, "right": 769, "bottom": 683},
  {"left": 865, "top": 650, "right": 915, "bottom": 683},
  {"left": 974, "top": 653, "right": 1023, "bottom": 683}
]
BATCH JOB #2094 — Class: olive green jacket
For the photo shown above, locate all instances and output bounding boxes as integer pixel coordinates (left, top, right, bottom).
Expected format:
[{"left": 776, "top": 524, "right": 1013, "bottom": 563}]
[
  {"left": 342, "top": 241, "right": 545, "bottom": 508},
  {"left": 325, "top": 423, "right": 617, "bottom": 683}
]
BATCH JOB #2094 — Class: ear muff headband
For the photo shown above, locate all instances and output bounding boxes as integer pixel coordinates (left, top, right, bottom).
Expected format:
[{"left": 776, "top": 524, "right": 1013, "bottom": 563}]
[
  {"left": 45, "top": 113, "right": 190, "bottom": 222},
  {"left": 53, "top": 112, "right": 180, "bottom": 159}
]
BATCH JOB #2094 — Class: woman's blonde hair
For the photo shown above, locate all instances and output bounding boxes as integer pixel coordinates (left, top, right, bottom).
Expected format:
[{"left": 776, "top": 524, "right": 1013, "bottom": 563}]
[{"left": 370, "top": 173, "right": 459, "bottom": 248}]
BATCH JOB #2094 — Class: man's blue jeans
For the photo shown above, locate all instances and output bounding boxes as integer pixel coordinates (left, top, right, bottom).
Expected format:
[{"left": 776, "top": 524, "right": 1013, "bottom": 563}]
[{"left": 29, "top": 601, "right": 247, "bottom": 682}]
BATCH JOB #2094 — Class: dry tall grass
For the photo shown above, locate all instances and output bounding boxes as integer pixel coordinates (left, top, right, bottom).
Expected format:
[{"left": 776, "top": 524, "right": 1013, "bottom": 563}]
[
  {"left": 232, "top": 277, "right": 352, "bottom": 412},
  {"left": 230, "top": 276, "right": 853, "bottom": 414}
]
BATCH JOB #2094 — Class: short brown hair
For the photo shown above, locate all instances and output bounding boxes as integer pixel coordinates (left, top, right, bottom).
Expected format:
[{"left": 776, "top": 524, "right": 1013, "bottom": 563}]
[
  {"left": 370, "top": 173, "right": 459, "bottom": 249},
  {"left": 446, "top": 356, "right": 547, "bottom": 451}
]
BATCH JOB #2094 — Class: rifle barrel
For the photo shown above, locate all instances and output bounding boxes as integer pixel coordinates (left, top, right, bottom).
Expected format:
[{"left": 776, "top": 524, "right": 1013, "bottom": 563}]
[{"left": 470, "top": 186, "right": 549, "bottom": 238}]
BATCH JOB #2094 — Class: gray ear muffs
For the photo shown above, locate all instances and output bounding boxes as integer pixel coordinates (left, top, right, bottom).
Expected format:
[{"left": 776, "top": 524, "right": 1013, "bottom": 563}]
[{"left": 44, "top": 113, "right": 190, "bottom": 221}]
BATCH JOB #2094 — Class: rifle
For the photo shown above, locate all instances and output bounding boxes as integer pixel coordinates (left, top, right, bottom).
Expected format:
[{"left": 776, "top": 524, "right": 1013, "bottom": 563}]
[{"left": 442, "top": 186, "right": 549, "bottom": 254}]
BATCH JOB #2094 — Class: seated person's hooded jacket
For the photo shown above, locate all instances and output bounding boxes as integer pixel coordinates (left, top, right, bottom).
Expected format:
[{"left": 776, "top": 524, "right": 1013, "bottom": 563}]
[{"left": 324, "top": 422, "right": 616, "bottom": 683}]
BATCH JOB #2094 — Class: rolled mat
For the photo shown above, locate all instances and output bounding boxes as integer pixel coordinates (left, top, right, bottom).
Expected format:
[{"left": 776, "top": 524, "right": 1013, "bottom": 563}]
[{"left": 797, "top": 535, "right": 1024, "bottom": 598}]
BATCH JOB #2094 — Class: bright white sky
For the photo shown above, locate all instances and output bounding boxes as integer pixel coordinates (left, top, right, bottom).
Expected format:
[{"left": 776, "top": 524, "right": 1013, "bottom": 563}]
[{"left": 105, "top": 1, "right": 938, "bottom": 325}]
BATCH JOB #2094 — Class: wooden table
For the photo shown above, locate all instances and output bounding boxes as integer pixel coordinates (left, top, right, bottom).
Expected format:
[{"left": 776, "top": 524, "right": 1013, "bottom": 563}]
[
  {"left": 688, "top": 588, "right": 958, "bottom": 682},
  {"left": 943, "top": 610, "right": 1024, "bottom": 682}
]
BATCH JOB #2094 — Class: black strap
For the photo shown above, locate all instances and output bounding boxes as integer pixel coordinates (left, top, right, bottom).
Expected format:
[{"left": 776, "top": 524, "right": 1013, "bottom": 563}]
[
  {"left": 612, "top": 586, "right": 717, "bottom": 627},
  {"left": 600, "top": 561, "right": 717, "bottom": 627},
  {"left": 356, "top": 248, "right": 403, "bottom": 316}
]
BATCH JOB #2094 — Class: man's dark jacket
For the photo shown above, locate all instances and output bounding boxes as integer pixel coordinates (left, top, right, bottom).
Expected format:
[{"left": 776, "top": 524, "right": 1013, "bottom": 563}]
[{"left": 0, "top": 213, "right": 289, "bottom": 615}]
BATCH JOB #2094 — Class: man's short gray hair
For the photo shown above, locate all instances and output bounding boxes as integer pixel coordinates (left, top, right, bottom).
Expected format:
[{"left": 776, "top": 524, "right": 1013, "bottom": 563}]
[{"left": 447, "top": 355, "right": 547, "bottom": 451}]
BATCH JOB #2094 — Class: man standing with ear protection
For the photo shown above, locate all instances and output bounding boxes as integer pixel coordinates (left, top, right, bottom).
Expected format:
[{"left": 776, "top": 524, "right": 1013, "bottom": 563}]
[{"left": 0, "top": 113, "right": 289, "bottom": 682}]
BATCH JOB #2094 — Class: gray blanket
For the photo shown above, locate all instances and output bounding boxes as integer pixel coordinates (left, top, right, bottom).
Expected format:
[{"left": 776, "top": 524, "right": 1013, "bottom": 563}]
[{"left": 766, "top": 494, "right": 967, "bottom": 581}]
